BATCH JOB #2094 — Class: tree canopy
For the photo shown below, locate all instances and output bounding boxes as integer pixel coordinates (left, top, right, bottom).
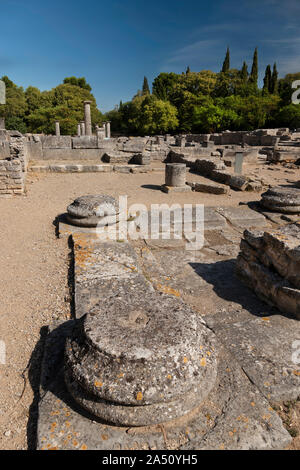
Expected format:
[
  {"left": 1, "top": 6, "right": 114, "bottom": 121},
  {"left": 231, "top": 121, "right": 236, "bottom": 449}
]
[
  {"left": 0, "top": 76, "right": 102, "bottom": 134},
  {"left": 1, "top": 48, "right": 300, "bottom": 135}
]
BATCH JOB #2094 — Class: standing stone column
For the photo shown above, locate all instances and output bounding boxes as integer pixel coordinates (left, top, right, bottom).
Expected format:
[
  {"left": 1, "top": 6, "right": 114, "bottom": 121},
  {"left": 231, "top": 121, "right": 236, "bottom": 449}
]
[
  {"left": 106, "top": 121, "right": 111, "bottom": 139},
  {"left": 80, "top": 121, "right": 85, "bottom": 136},
  {"left": 55, "top": 121, "right": 60, "bottom": 137},
  {"left": 162, "top": 163, "right": 191, "bottom": 193},
  {"left": 77, "top": 123, "right": 81, "bottom": 137},
  {"left": 84, "top": 100, "right": 92, "bottom": 136}
]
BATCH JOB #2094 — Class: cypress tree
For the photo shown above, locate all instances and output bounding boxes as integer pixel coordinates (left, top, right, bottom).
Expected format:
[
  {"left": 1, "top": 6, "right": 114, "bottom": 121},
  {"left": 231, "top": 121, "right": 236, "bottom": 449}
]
[
  {"left": 270, "top": 63, "right": 278, "bottom": 94},
  {"left": 221, "top": 47, "right": 230, "bottom": 73},
  {"left": 142, "top": 76, "right": 150, "bottom": 95},
  {"left": 186, "top": 66, "right": 191, "bottom": 75},
  {"left": 263, "top": 65, "right": 272, "bottom": 92},
  {"left": 241, "top": 61, "right": 248, "bottom": 82},
  {"left": 249, "top": 47, "right": 258, "bottom": 86}
]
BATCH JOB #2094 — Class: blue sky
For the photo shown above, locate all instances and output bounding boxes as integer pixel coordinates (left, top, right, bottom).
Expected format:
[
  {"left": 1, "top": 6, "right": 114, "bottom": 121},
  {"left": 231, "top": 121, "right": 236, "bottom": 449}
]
[{"left": 1, "top": 0, "right": 300, "bottom": 111}]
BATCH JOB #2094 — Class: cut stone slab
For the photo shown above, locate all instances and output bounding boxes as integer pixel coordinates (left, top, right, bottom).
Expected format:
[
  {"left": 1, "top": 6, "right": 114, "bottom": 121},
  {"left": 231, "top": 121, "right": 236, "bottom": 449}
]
[
  {"left": 37, "top": 322, "right": 291, "bottom": 450},
  {"left": 72, "top": 236, "right": 152, "bottom": 319},
  {"left": 261, "top": 186, "right": 300, "bottom": 214},
  {"left": 161, "top": 184, "right": 192, "bottom": 193},
  {"left": 29, "top": 164, "right": 113, "bottom": 173},
  {"left": 187, "top": 181, "right": 229, "bottom": 195},
  {"left": 113, "top": 165, "right": 139, "bottom": 173},
  {"left": 217, "top": 206, "right": 269, "bottom": 230},
  {"left": 207, "top": 314, "right": 300, "bottom": 404}
]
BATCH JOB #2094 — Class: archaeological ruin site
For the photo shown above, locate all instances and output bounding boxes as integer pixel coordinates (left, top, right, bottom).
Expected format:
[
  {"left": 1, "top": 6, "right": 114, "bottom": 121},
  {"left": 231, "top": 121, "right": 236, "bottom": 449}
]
[{"left": 0, "top": 94, "right": 299, "bottom": 451}]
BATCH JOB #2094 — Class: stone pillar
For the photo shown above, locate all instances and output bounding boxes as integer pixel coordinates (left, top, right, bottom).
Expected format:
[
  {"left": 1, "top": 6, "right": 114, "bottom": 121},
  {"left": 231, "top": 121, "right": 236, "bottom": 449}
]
[
  {"left": 80, "top": 121, "right": 85, "bottom": 136},
  {"left": 162, "top": 163, "right": 191, "bottom": 193},
  {"left": 234, "top": 152, "right": 244, "bottom": 175},
  {"left": 165, "top": 163, "right": 186, "bottom": 186},
  {"left": 77, "top": 123, "right": 81, "bottom": 137},
  {"left": 84, "top": 100, "right": 92, "bottom": 136},
  {"left": 55, "top": 121, "right": 60, "bottom": 137},
  {"left": 0, "top": 117, "right": 5, "bottom": 129},
  {"left": 106, "top": 121, "right": 111, "bottom": 139}
]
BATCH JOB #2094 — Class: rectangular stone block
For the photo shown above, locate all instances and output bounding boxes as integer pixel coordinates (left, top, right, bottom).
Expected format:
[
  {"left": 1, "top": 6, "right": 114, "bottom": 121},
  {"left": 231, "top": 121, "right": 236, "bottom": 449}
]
[
  {"left": 0, "top": 141, "right": 10, "bottom": 160},
  {"left": 41, "top": 136, "right": 72, "bottom": 149},
  {"left": 72, "top": 136, "right": 98, "bottom": 149}
]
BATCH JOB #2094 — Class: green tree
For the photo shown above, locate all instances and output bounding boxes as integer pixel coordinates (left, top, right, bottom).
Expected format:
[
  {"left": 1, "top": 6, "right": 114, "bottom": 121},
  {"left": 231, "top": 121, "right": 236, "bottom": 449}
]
[
  {"left": 270, "top": 63, "right": 278, "bottom": 94},
  {"left": 193, "top": 103, "right": 240, "bottom": 133},
  {"left": 121, "top": 95, "right": 178, "bottom": 135},
  {"left": 241, "top": 62, "right": 248, "bottom": 82},
  {"left": 27, "top": 83, "right": 102, "bottom": 134},
  {"left": 142, "top": 76, "right": 150, "bottom": 95},
  {"left": 63, "top": 77, "right": 92, "bottom": 91},
  {"left": 221, "top": 47, "right": 230, "bottom": 73},
  {"left": 263, "top": 65, "right": 272, "bottom": 93},
  {"left": 152, "top": 72, "right": 181, "bottom": 101},
  {"left": 249, "top": 47, "right": 258, "bottom": 86},
  {"left": 275, "top": 104, "right": 300, "bottom": 129},
  {"left": 0, "top": 76, "right": 27, "bottom": 132}
]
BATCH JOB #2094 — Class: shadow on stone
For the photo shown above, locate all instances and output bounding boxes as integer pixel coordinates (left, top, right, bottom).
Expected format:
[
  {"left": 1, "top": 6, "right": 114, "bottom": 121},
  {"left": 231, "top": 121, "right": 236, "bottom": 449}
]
[{"left": 189, "top": 258, "right": 283, "bottom": 319}]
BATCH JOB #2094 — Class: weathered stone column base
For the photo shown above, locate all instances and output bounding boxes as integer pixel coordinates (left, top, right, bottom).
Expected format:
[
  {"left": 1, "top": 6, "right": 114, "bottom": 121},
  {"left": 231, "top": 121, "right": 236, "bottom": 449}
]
[{"left": 37, "top": 322, "right": 291, "bottom": 450}]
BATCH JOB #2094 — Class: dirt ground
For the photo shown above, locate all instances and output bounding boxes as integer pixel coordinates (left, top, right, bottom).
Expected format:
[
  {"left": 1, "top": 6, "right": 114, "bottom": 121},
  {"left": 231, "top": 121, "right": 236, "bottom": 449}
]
[{"left": 0, "top": 163, "right": 299, "bottom": 450}]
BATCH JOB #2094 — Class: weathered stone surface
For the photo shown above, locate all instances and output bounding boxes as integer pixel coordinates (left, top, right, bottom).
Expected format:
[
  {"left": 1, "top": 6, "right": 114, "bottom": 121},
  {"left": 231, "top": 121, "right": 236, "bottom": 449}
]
[
  {"left": 261, "top": 186, "right": 300, "bottom": 214},
  {"left": 65, "top": 292, "right": 217, "bottom": 426},
  {"left": 161, "top": 184, "right": 192, "bottom": 193},
  {"left": 209, "top": 314, "right": 300, "bottom": 403},
  {"left": 72, "top": 136, "right": 98, "bottom": 149},
  {"left": 41, "top": 136, "right": 72, "bottom": 149},
  {"left": 0, "top": 141, "right": 10, "bottom": 160},
  {"left": 236, "top": 224, "right": 300, "bottom": 319},
  {"left": 67, "top": 195, "right": 119, "bottom": 227},
  {"left": 217, "top": 206, "right": 269, "bottom": 229},
  {"left": 165, "top": 163, "right": 187, "bottom": 187},
  {"left": 188, "top": 181, "right": 229, "bottom": 195},
  {"left": 62, "top": 233, "right": 219, "bottom": 427},
  {"left": 228, "top": 174, "right": 249, "bottom": 191},
  {"left": 29, "top": 164, "right": 113, "bottom": 173},
  {"left": 37, "top": 322, "right": 291, "bottom": 450}
]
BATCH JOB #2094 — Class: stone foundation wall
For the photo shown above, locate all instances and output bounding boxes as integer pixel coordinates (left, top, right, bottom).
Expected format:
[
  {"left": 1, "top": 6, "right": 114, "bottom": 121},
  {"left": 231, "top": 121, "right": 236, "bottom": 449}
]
[{"left": 0, "top": 131, "right": 27, "bottom": 198}]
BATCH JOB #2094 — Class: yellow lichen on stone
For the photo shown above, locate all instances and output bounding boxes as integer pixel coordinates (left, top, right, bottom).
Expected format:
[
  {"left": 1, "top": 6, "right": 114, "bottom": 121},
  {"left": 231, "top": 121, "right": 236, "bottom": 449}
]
[
  {"left": 200, "top": 357, "right": 206, "bottom": 367},
  {"left": 136, "top": 392, "right": 143, "bottom": 401},
  {"left": 94, "top": 380, "right": 103, "bottom": 388},
  {"left": 183, "top": 356, "right": 188, "bottom": 363},
  {"left": 155, "top": 283, "right": 180, "bottom": 297}
]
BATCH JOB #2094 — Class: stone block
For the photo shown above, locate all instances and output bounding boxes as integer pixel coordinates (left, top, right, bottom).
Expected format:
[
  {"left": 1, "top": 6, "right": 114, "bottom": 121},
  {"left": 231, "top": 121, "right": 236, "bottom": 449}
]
[
  {"left": 41, "top": 136, "right": 72, "bottom": 149},
  {"left": 72, "top": 136, "right": 98, "bottom": 149}
]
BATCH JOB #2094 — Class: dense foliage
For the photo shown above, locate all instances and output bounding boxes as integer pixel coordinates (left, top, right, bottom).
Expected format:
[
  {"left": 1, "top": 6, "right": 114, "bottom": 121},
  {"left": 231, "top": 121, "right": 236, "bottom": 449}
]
[
  {"left": 1, "top": 49, "right": 300, "bottom": 135},
  {"left": 0, "top": 76, "right": 102, "bottom": 134}
]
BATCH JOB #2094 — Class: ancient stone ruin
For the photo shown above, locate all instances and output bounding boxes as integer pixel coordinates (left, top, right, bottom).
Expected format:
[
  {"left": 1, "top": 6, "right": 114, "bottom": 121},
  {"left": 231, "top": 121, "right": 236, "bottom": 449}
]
[{"left": 1, "top": 119, "right": 300, "bottom": 450}]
